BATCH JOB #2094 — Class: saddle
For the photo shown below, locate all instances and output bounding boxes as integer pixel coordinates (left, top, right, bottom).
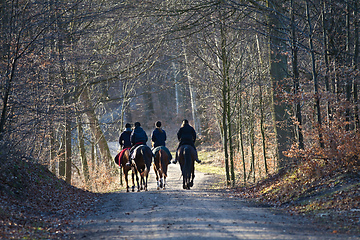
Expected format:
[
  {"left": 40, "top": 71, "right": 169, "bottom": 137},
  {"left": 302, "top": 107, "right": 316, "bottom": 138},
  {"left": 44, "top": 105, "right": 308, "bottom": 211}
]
[{"left": 152, "top": 146, "right": 172, "bottom": 160}]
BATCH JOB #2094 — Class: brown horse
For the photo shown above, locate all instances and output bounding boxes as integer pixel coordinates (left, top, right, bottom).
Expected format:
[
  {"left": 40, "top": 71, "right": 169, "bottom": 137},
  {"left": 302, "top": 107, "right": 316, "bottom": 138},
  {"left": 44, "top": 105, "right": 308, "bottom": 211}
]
[
  {"left": 132, "top": 145, "right": 152, "bottom": 191},
  {"left": 177, "top": 145, "right": 196, "bottom": 189},
  {"left": 153, "top": 147, "right": 170, "bottom": 190},
  {"left": 114, "top": 148, "right": 135, "bottom": 192}
]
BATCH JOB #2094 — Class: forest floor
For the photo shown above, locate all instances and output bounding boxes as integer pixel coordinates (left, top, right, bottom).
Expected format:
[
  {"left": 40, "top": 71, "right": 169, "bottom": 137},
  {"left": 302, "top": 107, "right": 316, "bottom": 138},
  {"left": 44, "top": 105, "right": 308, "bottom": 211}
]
[{"left": 0, "top": 150, "right": 359, "bottom": 239}]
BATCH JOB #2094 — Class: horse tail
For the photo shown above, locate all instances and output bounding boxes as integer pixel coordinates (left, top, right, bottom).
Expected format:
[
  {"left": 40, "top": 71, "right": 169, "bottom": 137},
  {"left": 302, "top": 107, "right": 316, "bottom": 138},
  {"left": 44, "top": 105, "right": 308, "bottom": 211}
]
[
  {"left": 184, "top": 146, "right": 192, "bottom": 181},
  {"left": 140, "top": 146, "right": 151, "bottom": 177}
]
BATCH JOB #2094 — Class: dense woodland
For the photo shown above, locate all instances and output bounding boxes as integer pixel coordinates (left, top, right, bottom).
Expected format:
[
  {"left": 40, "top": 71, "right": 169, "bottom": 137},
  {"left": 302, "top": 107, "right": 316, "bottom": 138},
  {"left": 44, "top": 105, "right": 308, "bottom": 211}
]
[{"left": 1, "top": 0, "right": 359, "bottom": 190}]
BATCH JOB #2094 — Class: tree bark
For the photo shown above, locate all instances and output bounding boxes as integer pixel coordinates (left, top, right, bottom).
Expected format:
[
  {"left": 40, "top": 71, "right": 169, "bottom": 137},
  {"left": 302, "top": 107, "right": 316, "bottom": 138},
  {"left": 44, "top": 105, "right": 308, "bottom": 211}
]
[
  {"left": 306, "top": 0, "right": 324, "bottom": 148},
  {"left": 267, "top": 0, "right": 292, "bottom": 169},
  {"left": 77, "top": 115, "right": 90, "bottom": 184},
  {"left": 80, "top": 86, "right": 113, "bottom": 171}
]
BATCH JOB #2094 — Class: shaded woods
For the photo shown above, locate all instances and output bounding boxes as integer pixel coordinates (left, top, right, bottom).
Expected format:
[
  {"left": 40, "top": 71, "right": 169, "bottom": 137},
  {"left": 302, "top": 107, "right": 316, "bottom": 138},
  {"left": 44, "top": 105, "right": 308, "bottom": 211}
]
[{"left": 0, "top": 0, "right": 359, "bottom": 237}]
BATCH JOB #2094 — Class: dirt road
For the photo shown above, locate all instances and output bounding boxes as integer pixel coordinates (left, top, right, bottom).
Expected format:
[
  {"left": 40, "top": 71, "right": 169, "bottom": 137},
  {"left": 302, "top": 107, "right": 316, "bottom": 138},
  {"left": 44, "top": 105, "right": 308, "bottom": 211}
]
[{"left": 70, "top": 163, "right": 358, "bottom": 240}]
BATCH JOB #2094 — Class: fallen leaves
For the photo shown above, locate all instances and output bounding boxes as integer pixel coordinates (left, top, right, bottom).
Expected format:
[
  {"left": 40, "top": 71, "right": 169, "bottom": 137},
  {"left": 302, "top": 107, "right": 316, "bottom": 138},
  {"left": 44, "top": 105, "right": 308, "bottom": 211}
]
[
  {"left": 234, "top": 162, "right": 360, "bottom": 235},
  {"left": 0, "top": 155, "right": 99, "bottom": 239}
]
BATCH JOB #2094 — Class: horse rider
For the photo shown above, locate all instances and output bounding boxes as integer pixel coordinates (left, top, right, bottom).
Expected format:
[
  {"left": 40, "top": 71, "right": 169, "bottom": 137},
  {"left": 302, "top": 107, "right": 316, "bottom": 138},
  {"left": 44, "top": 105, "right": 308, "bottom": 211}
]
[
  {"left": 119, "top": 123, "right": 132, "bottom": 150},
  {"left": 173, "top": 119, "right": 201, "bottom": 164},
  {"left": 126, "top": 122, "right": 148, "bottom": 166},
  {"left": 151, "top": 121, "right": 172, "bottom": 164}
]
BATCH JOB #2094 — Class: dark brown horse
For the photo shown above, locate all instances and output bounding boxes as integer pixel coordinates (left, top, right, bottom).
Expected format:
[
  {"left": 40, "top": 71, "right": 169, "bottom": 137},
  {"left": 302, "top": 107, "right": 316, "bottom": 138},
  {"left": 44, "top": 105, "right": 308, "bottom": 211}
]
[
  {"left": 114, "top": 148, "right": 135, "bottom": 192},
  {"left": 153, "top": 147, "right": 169, "bottom": 190},
  {"left": 132, "top": 145, "right": 152, "bottom": 191},
  {"left": 177, "top": 145, "right": 196, "bottom": 189}
]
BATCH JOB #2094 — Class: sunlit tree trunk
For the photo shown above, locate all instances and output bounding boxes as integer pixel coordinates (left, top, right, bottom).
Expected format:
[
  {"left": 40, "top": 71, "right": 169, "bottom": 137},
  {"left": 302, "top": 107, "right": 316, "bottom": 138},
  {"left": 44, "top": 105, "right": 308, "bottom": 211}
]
[
  {"left": 238, "top": 93, "right": 246, "bottom": 183},
  {"left": 249, "top": 83, "right": 256, "bottom": 183},
  {"left": 256, "top": 34, "right": 269, "bottom": 174},
  {"left": 80, "top": 86, "right": 113, "bottom": 171},
  {"left": 77, "top": 115, "right": 90, "bottom": 184},
  {"left": 183, "top": 40, "right": 201, "bottom": 134}
]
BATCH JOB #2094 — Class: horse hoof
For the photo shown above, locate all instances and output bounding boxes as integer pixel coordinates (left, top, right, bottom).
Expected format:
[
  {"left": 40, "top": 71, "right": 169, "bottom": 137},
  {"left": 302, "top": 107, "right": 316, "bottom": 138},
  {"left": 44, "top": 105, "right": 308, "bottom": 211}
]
[
  {"left": 183, "top": 185, "right": 187, "bottom": 189},
  {"left": 157, "top": 187, "right": 160, "bottom": 190}
]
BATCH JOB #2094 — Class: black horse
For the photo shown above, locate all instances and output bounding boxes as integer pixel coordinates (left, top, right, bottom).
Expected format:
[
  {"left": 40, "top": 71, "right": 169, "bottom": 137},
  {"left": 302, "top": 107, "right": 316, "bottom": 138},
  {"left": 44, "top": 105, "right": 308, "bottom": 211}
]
[
  {"left": 131, "top": 145, "right": 152, "bottom": 191},
  {"left": 177, "top": 145, "right": 196, "bottom": 189}
]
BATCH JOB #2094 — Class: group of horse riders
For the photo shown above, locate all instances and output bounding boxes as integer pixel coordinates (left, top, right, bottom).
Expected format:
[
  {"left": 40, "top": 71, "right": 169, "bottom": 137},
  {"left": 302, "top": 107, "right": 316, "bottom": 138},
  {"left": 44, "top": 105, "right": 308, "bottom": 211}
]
[{"left": 118, "top": 119, "right": 201, "bottom": 167}]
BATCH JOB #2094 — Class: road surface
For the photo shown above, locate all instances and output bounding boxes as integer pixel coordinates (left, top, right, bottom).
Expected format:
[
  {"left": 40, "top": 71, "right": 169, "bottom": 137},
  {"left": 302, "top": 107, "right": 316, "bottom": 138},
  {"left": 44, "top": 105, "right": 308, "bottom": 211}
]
[{"left": 69, "top": 162, "right": 358, "bottom": 240}]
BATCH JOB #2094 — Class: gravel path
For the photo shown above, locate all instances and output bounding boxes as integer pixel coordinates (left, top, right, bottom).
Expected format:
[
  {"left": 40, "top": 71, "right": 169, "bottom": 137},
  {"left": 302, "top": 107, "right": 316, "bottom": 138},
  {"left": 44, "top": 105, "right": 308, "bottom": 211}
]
[{"left": 69, "top": 162, "right": 359, "bottom": 240}]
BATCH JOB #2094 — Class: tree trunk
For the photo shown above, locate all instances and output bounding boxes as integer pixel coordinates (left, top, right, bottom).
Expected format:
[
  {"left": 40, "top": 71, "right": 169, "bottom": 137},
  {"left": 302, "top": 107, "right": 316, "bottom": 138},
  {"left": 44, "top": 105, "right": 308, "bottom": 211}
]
[
  {"left": 291, "top": 0, "right": 304, "bottom": 150},
  {"left": 80, "top": 86, "right": 113, "bottom": 171},
  {"left": 183, "top": 40, "right": 201, "bottom": 134},
  {"left": 322, "top": 0, "right": 332, "bottom": 124},
  {"left": 353, "top": 0, "right": 359, "bottom": 131},
  {"left": 77, "top": 115, "right": 90, "bottom": 184},
  {"left": 238, "top": 93, "right": 246, "bottom": 184},
  {"left": 267, "top": 0, "right": 292, "bottom": 169},
  {"left": 256, "top": 34, "right": 269, "bottom": 174},
  {"left": 306, "top": 0, "right": 324, "bottom": 148}
]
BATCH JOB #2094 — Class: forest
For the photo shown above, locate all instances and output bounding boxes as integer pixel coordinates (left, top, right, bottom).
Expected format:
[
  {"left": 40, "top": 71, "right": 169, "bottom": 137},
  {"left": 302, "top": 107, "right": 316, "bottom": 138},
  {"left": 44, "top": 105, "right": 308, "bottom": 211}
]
[{"left": 1, "top": 0, "right": 359, "bottom": 190}]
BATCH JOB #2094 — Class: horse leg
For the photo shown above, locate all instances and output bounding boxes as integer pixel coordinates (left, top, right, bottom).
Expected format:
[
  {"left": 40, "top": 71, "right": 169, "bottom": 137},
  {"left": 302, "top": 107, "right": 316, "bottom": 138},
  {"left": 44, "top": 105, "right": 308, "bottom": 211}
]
[
  {"left": 139, "top": 172, "right": 144, "bottom": 191},
  {"left": 153, "top": 164, "right": 160, "bottom": 190},
  {"left": 159, "top": 170, "right": 163, "bottom": 189},
  {"left": 145, "top": 175, "right": 148, "bottom": 191},
  {"left": 131, "top": 170, "right": 136, "bottom": 192},
  {"left": 123, "top": 168, "right": 130, "bottom": 192},
  {"left": 183, "top": 175, "right": 187, "bottom": 189},
  {"left": 189, "top": 163, "right": 195, "bottom": 188},
  {"left": 160, "top": 177, "right": 164, "bottom": 189},
  {"left": 134, "top": 169, "right": 140, "bottom": 192}
]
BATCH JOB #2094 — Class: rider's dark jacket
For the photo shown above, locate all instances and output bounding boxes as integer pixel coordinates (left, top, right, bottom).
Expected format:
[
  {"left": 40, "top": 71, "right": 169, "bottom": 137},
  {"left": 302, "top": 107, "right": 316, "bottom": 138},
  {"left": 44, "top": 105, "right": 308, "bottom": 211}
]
[
  {"left": 119, "top": 128, "right": 132, "bottom": 149},
  {"left": 177, "top": 123, "right": 196, "bottom": 147},
  {"left": 151, "top": 128, "right": 166, "bottom": 148},
  {"left": 131, "top": 126, "right": 148, "bottom": 145}
]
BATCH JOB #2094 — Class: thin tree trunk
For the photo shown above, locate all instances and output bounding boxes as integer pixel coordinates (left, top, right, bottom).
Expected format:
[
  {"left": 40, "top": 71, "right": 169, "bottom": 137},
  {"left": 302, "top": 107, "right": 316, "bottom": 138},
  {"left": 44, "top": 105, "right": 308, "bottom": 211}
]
[
  {"left": 291, "top": 0, "right": 304, "bottom": 150},
  {"left": 353, "top": 0, "right": 359, "bottom": 130},
  {"left": 306, "top": 0, "right": 324, "bottom": 148},
  {"left": 250, "top": 83, "right": 256, "bottom": 183},
  {"left": 322, "top": 0, "right": 332, "bottom": 124},
  {"left": 77, "top": 115, "right": 90, "bottom": 184},
  {"left": 345, "top": 1, "right": 352, "bottom": 131},
  {"left": 255, "top": 34, "right": 269, "bottom": 174},
  {"left": 183, "top": 41, "right": 201, "bottom": 134},
  {"left": 172, "top": 62, "right": 181, "bottom": 115},
  {"left": 238, "top": 94, "right": 246, "bottom": 184}
]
